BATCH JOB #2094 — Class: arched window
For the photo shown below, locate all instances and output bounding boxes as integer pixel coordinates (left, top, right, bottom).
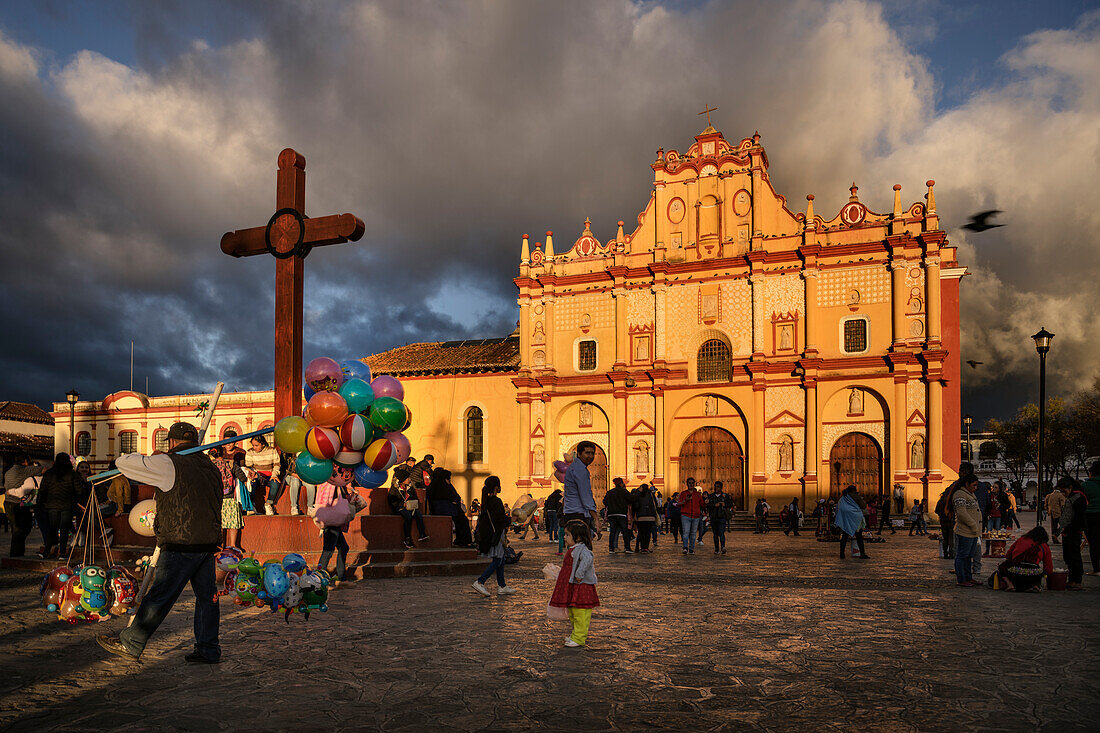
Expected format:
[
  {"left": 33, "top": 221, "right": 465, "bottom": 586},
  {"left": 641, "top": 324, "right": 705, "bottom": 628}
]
[
  {"left": 153, "top": 429, "right": 169, "bottom": 452},
  {"left": 118, "top": 431, "right": 138, "bottom": 455},
  {"left": 697, "top": 339, "right": 730, "bottom": 382},
  {"left": 465, "top": 406, "right": 484, "bottom": 463},
  {"left": 75, "top": 432, "right": 91, "bottom": 456}
]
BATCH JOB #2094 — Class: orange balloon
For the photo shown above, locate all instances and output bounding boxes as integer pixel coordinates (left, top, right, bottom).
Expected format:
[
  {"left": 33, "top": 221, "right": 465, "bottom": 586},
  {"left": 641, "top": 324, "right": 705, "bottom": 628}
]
[{"left": 305, "top": 391, "right": 349, "bottom": 428}]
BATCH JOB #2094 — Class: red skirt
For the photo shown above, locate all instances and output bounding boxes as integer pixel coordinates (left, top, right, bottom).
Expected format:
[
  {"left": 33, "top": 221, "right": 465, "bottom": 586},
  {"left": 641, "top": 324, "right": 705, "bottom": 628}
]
[{"left": 549, "top": 548, "right": 600, "bottom": 609}]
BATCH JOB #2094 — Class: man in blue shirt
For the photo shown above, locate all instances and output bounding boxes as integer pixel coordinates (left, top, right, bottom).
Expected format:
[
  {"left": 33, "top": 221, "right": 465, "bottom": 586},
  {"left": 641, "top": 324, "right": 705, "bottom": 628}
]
[{"left": 563, "top": 441, "right": 600, "bottom": 537}]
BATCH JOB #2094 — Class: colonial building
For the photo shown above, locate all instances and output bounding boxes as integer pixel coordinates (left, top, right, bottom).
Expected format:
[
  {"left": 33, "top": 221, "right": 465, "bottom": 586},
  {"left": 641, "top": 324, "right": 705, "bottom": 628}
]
[{"left": 55, "top": 126, "right": 965, "bottom": 510}]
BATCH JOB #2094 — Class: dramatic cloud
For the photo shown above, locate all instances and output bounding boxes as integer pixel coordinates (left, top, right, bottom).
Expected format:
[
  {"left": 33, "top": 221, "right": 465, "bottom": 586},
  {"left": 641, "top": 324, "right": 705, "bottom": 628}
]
[{"left": 0, "top": 1, "right": 1096, "bottom": 419}]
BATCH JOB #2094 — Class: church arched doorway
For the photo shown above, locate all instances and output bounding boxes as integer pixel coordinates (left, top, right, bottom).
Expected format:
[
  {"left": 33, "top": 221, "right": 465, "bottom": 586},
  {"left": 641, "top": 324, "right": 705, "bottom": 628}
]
[
  {"left": 829, "top": 432, "right": 883, "bottom": 499},
  {"left": 678, "top": 427, "right": 744, "bottom": 509},
  {"left": 571, "top": 442, "right": 609, "bottom": 507}
]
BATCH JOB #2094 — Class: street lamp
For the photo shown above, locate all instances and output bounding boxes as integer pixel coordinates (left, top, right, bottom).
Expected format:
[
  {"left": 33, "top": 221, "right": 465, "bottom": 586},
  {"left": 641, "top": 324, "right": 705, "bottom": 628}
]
[
  {"left": 1032, "top": 327, "right": 1054, "bottom": 527},
  {"left": 66, "top": 389, "right": 80, "bottom": 455},
  {"left": 962, "top": 414, "right": 973, "bottom": 463}
]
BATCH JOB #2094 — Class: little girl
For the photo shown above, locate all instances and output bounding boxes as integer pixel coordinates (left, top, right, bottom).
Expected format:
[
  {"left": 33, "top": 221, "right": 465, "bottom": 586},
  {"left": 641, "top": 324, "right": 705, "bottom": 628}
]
[{"left": 549, "top": 521, "right": 599, "bottom": 647}]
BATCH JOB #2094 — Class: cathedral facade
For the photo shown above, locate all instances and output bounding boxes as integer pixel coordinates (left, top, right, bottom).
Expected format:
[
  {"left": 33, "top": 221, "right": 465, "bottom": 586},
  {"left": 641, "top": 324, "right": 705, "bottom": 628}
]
[{"left": 56, "top": 126, "right": 964, "bottom": 510}]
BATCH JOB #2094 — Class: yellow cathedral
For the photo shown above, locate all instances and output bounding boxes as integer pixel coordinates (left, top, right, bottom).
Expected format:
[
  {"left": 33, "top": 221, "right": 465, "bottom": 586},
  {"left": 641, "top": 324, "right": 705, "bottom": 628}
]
[{"left": 56, "top": 126, "right": 966, "bottom": 512}]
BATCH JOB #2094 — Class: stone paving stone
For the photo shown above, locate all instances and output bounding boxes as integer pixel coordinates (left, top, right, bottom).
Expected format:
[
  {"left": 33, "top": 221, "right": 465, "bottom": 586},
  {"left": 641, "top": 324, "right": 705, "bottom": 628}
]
[{"left": 0, "top": 529, "right": 1098, "bottom": 731}]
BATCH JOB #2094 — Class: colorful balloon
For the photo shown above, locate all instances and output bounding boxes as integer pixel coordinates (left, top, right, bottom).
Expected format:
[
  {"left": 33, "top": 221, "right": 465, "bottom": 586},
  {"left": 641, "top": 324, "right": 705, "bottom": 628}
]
[
  {"left": 338, "top": 378, "right": 375, "bottom": 415},
  {"left": 368, "top": 396, "right": 407, "bottom": 432},
  {"left": 40, "top": 566, "right": 73, "bottom": 612},
  {"left": 340, "top": 359, "right": 373, "bottom": 384},
  {"left": 107, "top": 572, "right": 137, "bottom": 616},
  {"left": 304, "top": 357, "right": 344, "bottom": 393},
  {"left": 370, "top": 375, "right": 404, "bottom": 401},
  {"left": 401, "top": 405, "right": 412, "bottom": 431},
  {"left": 329, "top": 464, "right": 354, "bottom": 487},
  {"left": 353, "top": 464, "right": 388, "bottom": 489},
  {"left": 305, "top": 391, "right": 349, "bottom": 428},
  {"left": 262, "top": 563, "right": 290, "bottom": 599},
  {"left": 339, "top": 414, "right": 371, "bottom": 451},
  {"left": 274, "top": 416, "right": 310, "bottom": 454},
  {"left": 333, "top": 449, "right": 363, "bottom": 468},
  {"left": 128, "top": 499, "right": 156, "bottom": 537},
  {"left": 363, "top": 438, "right": 397, "bottom": 471},
  {"left": 296, "top": 452, "right": 334, "bottom": 485},
  {"left": 305, "top": 426, "right": 340, "bottom": 460},
  {"left": 282, "top": 553, "right": 308, "bottom": 574},
  {"left": 385, "top": 432, "right": 411, "bottom": 463}
]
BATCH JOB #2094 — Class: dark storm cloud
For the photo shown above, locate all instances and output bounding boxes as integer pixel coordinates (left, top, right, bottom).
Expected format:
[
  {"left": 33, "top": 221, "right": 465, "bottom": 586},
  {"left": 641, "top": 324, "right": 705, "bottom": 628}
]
[{"left": 0, "top": 1, "right": 1097, "bottom": 421}]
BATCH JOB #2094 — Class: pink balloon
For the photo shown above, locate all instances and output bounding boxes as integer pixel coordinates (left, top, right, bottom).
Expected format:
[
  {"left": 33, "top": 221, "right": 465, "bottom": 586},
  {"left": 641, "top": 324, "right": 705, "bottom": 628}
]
[
  {"left": 305, "top": 357, "right": 344, "bottom": 393},
  {"left": 371, "top": 375, "right": 404, "bottom": 401},
  {"left": 385, "top": 432, "right": 411, "bottom": 463},
  {"left": 554, "top": 471, "right": 566, "bottom": 483},
  {"left": 552, "top": 460, "right": 569, "bottom": 473}
]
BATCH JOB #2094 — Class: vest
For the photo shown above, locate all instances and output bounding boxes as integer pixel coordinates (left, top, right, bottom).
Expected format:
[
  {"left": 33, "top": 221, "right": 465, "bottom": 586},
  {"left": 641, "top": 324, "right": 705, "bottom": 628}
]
[{"left": 155, "top": 449, "right": 223, "bottom": 551}]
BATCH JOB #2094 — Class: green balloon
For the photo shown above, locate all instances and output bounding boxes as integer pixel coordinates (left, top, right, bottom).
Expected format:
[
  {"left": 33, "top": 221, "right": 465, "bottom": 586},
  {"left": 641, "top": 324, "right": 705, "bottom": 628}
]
[
  {"left": 369, "top": 396, "right": 407, "bottom": 433},
  {"left": 274, "top": 416, "right": 310, "bottom": 454}
]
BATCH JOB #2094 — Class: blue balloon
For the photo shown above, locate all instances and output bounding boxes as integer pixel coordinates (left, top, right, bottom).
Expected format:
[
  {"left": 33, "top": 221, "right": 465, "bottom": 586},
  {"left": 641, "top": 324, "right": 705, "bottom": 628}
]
[
  {"left": 353, "top": 464, "right": 387, "bottom": 489},
  {"left": 338, "top": 378, "right": 375, "bottom": 414},
  {"left": 296, "top": 452, "right": 334, "bottom": 485},
  {"left": 304, "top": 383, "right": 316, "bottom": 402},
  {"left": 341, "top": 359, "right": 373, "bottom": 384},
  {"left": 282, "top": 553, "right": 307, "bottom": 573},
  {"left": 264, "top": 564, "right": 289, "bottom": 598}
]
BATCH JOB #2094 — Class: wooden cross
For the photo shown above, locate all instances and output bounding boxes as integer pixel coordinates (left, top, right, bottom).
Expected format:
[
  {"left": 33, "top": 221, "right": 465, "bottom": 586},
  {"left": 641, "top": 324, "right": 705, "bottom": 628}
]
[
  {"left": 220, "top": 148, "right": 365, "bottom": 422},
  {"left": 698, "top": 104, "right": 718, "bottom": 127}
]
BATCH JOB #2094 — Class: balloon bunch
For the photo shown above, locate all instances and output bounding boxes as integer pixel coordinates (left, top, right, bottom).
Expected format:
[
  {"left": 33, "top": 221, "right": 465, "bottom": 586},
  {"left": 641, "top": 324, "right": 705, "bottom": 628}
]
[
  {"left": 273, "top": 358, "right": 412, "bottom": 491},
  {"left": 552, "top": 453, "right": 576, "bottom": 483},
  {"left": 40, "top": 564, "right": 139, "bottom": 624},
  {"left": 223, "top": 552, "right": 330, "bottom": 621}
]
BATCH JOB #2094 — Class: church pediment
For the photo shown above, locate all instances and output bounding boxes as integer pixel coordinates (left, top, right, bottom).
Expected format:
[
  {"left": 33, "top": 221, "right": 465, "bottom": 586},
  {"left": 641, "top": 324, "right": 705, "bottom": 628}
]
[
  {"left": 628, "top": 419, "right": 655, "bottom": 435},
  {"left": 906, "top": 410, "right": 926, "bottom": 427},
  {"left": 765, "top": 410, "right": 805, "bottom": 428}
]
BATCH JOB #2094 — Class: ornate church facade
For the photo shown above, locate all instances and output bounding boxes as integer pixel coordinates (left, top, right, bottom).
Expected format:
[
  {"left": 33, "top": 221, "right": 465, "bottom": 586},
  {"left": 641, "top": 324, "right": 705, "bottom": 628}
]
[{"left": 55, "top": 126, "right": 965, "bottom": 510}]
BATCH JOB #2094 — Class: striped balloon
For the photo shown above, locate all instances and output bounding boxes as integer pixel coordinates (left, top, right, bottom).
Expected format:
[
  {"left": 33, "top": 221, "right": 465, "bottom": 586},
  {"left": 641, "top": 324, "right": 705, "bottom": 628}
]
[
  {"left": 333, "top": 449, "right": 363, "bottom": 468},
  {"left": 363, "top": 438, "right": 397, "bottom": 471},
  {"left": 305, "top": 427, "right": 340, "bottom": 460},
  {"left": 339, "top": 414, "right": 371, "bottom": 451}
]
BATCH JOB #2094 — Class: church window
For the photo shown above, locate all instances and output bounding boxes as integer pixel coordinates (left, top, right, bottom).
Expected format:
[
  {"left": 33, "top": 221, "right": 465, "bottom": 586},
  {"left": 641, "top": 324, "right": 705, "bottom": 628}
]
[
  {"left": 465, "top": 406, "right": 484, "bottom": 463},
  {"left": 842, "top": 317, "right": 868, "bottom": 354},
  {"left": 75, "top": 432, "right": 91, "bottom": 456},
  {"left": 154, "top": 429, "right": 169, "bottom": 452},
  {"left": 697, "top": 339, "right": 730, "bottom": 382},
  {"left": 118, "top": 431, "right": 138, "bottom": 454},
  {"left": 577, "top": 340, "right": 597, "bottom": 371}
]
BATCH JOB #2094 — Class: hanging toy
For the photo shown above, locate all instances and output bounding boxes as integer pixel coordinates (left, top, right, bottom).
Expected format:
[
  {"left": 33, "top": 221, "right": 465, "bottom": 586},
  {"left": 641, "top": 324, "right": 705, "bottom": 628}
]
[{"left": 40, "top": 566, "right": 74, "bottom": 612}]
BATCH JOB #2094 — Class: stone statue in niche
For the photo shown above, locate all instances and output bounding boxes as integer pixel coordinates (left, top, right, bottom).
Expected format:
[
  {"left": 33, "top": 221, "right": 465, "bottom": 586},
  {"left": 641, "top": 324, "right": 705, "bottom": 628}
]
[
  {"left": 779, "top": 325, "right": 792, "bottom": 350},
  {"left": 533, "top": 445, "right": 545, "bottom": 477},
  {"left": 634, "top": 441, "right": 649, "bottom": 474},
  {"left": 849, "top": 388, "right": 864, "bottom": 415},
  {"left": 579, "top": 402, "right": 593, "bottom": 428},
  {"left": 634, "top": 338, "right": 650, "bottom": 362},
  {"left": 704, "top": 396, "right": 718, "bottom": 416},
  {"left": 910, "top": 437, "right": 925, "bottom": 469},
  {"left": 778, "top": 435, "right": 794, "bottom": 472}
]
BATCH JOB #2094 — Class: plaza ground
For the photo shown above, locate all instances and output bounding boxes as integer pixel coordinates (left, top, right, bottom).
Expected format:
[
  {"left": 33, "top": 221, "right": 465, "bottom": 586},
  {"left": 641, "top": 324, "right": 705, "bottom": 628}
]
[{"left": 1, "top": 517, "right": 1097, "bottom": 732}]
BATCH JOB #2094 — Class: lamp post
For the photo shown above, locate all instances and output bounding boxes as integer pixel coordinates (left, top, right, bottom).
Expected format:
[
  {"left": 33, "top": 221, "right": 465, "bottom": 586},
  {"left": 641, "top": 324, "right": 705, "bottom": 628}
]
[
  {"left": 962, "top": 414, "right": 973, "bottom": 463},
  {"left": 65, "top": 389, "right": 80, "bottom": 455},
  {"left": 1032, "top": 327, "right": 1054, "bottom": 527}
]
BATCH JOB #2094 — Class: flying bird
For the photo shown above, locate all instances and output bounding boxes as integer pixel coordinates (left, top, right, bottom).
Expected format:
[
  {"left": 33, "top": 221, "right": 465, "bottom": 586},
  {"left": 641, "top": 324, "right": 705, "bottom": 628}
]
[
  {"left": 966, "top": 360, "right": 983, "bottom": 369},
  {"left": 962, "top": 210, "right": 1004, "bottom": 232}
]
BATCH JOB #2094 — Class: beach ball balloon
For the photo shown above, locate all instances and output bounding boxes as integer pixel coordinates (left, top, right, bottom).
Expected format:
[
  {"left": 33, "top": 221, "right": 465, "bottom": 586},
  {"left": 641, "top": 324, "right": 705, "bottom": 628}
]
[
  {"left": 363, "top": 438, "right": 397, "bottom": 471},
  {"left": 306, "top": 391, "right": 349, "bottom": 428},
  {"left": 353, "top": 464, "right": 387, "bottom": 489},
  {"left": 339, "top": 414, "right": 371, "bottom": 451},
  {"left": 401, "top": 405, "right": 412, "bottom": 431},
  {"left": 296, "top": 452, "right": 334, "bottom": 485},
  {"left": 128, "top": 499, "right": 157, "bottom": 537},
  {"left": 274, "top": 416, "right": 310, "bottom": 454},
  {"left": 368, "top": 396, "right": 407, "bottom": 432},
  {"left": 305, "top": 427, "right": 340, "bottom": 460},
  {"left": 304, "top": 357, "right": 344, "bottom": 393},
  {"left": 340, "top": 359, "right": 372, "bottom": 383},
  {"left": 338, "top": 378, "right": 375, "bottom": 414},
  {"left": 385, "top": 432, "right": 411, "bottom": 463},
  {"left": 370, "top": 375, "right": 404, "bottom": 402},
  {"left": 333, "top": 449, "right": 363, "bottom": 468}
]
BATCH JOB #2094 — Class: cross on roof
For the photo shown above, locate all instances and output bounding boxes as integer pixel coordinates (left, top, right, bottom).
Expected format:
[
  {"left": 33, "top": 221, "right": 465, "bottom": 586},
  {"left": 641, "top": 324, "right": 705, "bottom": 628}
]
[{"left": 698, "top": 104, "right": 718, "bottom": 127}]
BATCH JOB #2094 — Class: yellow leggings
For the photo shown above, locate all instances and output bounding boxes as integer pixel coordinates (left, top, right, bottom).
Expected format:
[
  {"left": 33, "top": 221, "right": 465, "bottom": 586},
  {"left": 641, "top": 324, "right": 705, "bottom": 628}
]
[{"left": 568, "top": 607, "right": 592, "bottom": 645}]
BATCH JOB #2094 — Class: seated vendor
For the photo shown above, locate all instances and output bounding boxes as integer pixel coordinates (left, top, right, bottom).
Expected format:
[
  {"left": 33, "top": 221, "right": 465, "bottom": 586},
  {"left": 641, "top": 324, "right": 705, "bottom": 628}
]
[{"left": 992, "top": 526, "right": 1053, "bottom": 592}]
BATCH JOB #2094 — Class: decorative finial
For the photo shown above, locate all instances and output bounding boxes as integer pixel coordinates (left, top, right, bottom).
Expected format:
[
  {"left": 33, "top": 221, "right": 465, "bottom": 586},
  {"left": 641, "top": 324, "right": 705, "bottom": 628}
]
[
  {"left": 583, "top": 217, "right": 592, "bottom": 232},
  {"left": 806, "top": 194, "right": 815, "bottom": 223},
  {"left": 925, "top": 180, "right": 936, "bottom": 213},
  {"left": 521, "top": 234, "right": 530, "bottom": 263},
  {"left": 545, "top": 231, "right": 554, "bottom": 258},
  {"left": 617, "top": 220, "right": 625, "bottom": 242},
  {"left": 849, "top": 183, "right": 859, "bottom": 202},
  {"left": 655, "top": 147, "right": 664, "bottom": 162},
  {"left": 892, "top": 184, "right": 902, "bottom": 217},
  {"left": 752, "top": 131, "right": 761, "bottom": 144}
]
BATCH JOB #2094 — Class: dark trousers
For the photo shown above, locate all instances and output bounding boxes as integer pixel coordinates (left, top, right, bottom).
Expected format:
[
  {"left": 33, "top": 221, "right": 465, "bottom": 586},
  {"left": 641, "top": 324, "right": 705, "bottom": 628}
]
[
  {"left": 784, "top": 515, "right": 800, "bottom": 536},
  {"left": 119, "top": 550, "right": 219, "bottom": 661},
  {"left": 318, "top": 528, "right": 349, "bottom": 581},
  {"left": 398, "top": 509, "right": 427, "bottom": 540},
  {"left": 1064, "top": 529, "right": 1084, "bottom": 584},
  {"left": 668, "top": 516, "right": 681, "bottom": 542},
  {"left": 878, "top": 514, "right": 895, "bottom": 533},
  {"left": 5, "top": 504, "right": 33, "bottom": 556},
  {"left": 637, "top": 521, "right": 655, "bottom": 550},
  {"left": 840, "top": 530, "right": 866, "bottom": 558},
  {"left": 712, "top": 517, "right": 727, "bottom": 551},
  {"left": 939, "top": 520, "right": 954, "bottom": 558},
  {"left": 608, "top": 516, "right": 633, "bottom": 551},
  {"left": 44, "top": 509, "right": 74, "bottom": 554},
  {"left": 1086, "top": 514, "right": 1100, "bottom": 572},
  {"left": 546, "top": 510, "right": 559, "bottom": 540},
  {"left": 478, "top": 556, "right": 506, "bottom": 587}
]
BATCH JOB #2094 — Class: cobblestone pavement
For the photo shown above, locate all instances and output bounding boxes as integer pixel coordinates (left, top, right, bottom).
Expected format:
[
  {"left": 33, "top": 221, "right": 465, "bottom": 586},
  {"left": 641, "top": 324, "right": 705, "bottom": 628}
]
[{"left": 1, "top": 526, "right": 1098, "bottom": 732}]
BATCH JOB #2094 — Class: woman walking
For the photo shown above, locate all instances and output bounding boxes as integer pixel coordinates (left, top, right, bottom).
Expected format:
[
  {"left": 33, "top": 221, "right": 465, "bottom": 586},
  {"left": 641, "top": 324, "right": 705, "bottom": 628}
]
[
  {"left": 632, "top": 483, "right": 660, "bottom": 553},
  {"left": 312, "top": 478, "right": 362, "bottom": 587},
  {"left": 834, "top": 485, "right": 869, "bottom": 560},
  {"left": 471, "top": 476, "right": 515, "bottom": 597},
  {"left": 37, "top": 454, "right": 82, "bottom": 559}
]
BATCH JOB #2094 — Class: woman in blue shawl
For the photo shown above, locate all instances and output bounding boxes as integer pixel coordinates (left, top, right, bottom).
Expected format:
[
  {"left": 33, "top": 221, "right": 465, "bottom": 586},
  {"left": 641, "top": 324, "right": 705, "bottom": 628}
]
[{"left": 835, "top": 485, "right": 870, "bottom": 559}]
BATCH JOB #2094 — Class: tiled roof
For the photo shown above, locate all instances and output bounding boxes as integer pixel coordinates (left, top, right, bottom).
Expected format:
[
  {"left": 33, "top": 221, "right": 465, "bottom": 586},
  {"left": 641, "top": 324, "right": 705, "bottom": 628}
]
[
  {"left": 0, "top": 431, "right": 55, "bottom": 454},
  {"left": 366, "top": 336, "right": 520, "bottom": 377},
  {"left": 0, "top": 401, "right": 54, "bottom": 425}
]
